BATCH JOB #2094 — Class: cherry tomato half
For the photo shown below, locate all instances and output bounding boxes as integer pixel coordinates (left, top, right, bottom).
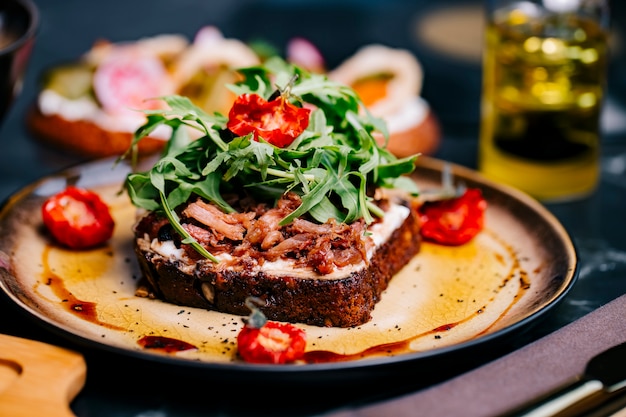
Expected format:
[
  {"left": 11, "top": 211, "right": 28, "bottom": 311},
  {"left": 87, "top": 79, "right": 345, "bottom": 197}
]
[
  {"left": 418, "top": 188, "right": 487, "bottom": 246},
  {"left": 41, "top": 186, "right": 115, "bottom": 249},
  {"left": 237, "top": 321, "right": 307, "bottom": 364},
  {"left": 227, "top": 93, "right": 310, "bottom": 148}
]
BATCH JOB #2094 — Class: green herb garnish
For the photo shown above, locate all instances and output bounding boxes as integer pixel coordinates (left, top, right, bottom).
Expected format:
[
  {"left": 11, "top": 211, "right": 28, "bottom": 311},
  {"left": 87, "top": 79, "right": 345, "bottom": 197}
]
[{"left": 120, "top": 57, "right": 420, "bottom": 262}]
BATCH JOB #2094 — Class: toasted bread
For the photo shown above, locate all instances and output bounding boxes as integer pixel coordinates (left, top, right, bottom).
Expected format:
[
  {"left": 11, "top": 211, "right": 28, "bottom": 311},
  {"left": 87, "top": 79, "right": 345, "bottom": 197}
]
[{"left": 133, "top": 197, "right": 421, "bottom": 328}]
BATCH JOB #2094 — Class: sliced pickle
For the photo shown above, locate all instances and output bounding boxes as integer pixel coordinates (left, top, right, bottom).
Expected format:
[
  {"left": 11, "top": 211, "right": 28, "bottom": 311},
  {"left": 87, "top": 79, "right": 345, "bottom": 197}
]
[
  {"left": 42, "top": 63, "right": 94, "bottom": 100},
  {"left": 178, "top": 66, "right": 238, "bottom": 115}
]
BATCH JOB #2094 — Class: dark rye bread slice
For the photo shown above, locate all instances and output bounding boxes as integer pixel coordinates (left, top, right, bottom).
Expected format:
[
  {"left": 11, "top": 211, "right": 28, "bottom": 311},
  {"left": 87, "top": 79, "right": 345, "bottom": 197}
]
[{"left": 133, "top": 199, "right": 422, "bottom": 328}]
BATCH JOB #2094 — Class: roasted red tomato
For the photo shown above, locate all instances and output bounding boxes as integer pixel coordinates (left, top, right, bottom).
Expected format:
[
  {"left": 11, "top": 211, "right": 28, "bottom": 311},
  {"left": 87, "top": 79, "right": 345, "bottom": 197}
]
[
  {"left": 237, "top": 320, "right": 307, "bottom": 364},
  {"left": 227, "top": 93, "right": 310, "bottom": 148},
  {"left": 418, "top": 188, "right": 487, "bottom": 246},
  {"left": 41, "top": 186, "right": 115, "bottom": 249}
]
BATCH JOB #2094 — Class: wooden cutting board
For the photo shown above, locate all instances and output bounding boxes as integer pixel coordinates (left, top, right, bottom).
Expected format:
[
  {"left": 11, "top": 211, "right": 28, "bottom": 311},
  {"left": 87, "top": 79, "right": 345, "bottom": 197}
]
[{"left": 0, "top": 333, "right": 86, "bottom": 417}]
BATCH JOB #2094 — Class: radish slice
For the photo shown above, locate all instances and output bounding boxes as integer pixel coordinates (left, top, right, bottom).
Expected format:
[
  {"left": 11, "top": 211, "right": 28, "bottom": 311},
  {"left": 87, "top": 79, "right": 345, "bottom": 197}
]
[
  {"left": 93, "top": 48, "right": 174, "bottom": 116},
  {"left": 286, "top": 37, "right": 325, "bottom": 72}
]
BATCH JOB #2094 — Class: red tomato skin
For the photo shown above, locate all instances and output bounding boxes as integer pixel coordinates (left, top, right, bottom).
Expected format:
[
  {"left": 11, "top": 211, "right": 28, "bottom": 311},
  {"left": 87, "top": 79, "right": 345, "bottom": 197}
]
[
  {"left": 227, "top": 93, "right": 310, "bottom": 148},
  {"left": 237, "top": 321, "right": 307, "bottom": 364},
  {"left": 418, "top": 188, "right": 487, "bottom": 246},
  {"left": 41, "top": 186, "right": 115, "bottom": 249}
]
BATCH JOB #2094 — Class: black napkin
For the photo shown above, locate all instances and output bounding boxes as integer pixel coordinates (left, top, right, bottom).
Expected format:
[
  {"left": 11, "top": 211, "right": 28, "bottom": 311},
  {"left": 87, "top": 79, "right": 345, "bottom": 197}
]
[{"left": 324, "top": 294, "right": 626, "bottom": 417}]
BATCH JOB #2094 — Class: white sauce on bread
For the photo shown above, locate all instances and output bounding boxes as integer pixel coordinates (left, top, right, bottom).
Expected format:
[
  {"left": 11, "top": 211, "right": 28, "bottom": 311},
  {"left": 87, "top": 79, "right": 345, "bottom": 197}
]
[
  {"left": 385, "top": 96, "right": 429, "bottom": 134},
  {"left": 38, "top": 90, "right": 172, "bottom": 139}
]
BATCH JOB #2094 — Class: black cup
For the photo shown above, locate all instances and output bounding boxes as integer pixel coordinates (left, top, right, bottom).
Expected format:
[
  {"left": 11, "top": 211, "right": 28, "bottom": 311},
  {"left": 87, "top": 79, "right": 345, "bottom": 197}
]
[{"left": 0, "top": 0, "right": 38, "bottom": 124}]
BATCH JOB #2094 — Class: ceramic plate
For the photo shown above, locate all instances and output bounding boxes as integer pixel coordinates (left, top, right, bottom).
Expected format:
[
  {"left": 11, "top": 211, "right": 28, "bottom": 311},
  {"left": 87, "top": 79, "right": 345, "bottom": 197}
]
[{"left": 0, "top": 156, "right": 578, "bottom": 383}]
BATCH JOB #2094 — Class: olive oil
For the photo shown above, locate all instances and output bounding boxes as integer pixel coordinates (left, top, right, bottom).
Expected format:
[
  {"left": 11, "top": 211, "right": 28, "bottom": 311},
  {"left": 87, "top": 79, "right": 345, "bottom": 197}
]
[{"left": 479, "top": 7, "right": 607, "bottom": 201}]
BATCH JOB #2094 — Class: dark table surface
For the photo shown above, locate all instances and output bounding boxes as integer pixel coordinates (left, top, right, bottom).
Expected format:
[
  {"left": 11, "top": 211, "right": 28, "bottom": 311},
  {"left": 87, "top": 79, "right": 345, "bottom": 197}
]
[{"left": 1, "top": 0, "right": 626, "bottom": 416}]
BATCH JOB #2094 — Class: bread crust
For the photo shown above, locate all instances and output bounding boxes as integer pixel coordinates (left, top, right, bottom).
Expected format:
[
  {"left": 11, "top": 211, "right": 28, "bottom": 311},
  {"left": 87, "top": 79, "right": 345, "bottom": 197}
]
[
  {"left": 134, "top": 200, "right": 422, "bottom": 328},
  {"left": 26, "top": 105, "right": 165, "bottom": 158}
]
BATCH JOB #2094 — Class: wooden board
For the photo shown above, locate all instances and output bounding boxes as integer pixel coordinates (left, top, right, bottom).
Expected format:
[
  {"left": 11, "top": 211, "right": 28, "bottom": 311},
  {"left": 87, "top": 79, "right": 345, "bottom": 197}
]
[{"left": 0, "top": 334, "right": 86, "bottom": 417}]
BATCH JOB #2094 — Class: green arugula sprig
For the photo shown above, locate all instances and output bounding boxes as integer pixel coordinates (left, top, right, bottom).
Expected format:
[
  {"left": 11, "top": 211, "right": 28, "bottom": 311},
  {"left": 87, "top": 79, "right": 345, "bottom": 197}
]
[{"left": 121, "top": 57, "right": 420, "bottom": 261}]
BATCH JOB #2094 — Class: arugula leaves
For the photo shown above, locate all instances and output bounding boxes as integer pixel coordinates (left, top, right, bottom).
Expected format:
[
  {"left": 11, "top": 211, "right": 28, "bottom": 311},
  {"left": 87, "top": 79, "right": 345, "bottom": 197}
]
[{"left": 122, "top": 57, "right": 420, "bottom": 259}]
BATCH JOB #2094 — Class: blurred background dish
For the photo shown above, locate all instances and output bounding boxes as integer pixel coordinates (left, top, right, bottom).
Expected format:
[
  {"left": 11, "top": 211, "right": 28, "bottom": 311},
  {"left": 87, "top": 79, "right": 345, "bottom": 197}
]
[{"left": 26, "top": 23, "right": 441, "bottom": 159}]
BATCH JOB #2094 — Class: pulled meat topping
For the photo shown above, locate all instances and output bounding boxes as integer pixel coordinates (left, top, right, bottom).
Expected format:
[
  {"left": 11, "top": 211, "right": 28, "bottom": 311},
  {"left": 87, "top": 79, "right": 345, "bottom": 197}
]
[{"left": 136, "top": 192, "right": 377, "bottom": 275}]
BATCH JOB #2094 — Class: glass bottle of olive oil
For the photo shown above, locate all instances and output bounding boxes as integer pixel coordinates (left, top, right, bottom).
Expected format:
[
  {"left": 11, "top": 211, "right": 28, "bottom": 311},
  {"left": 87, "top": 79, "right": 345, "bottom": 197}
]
[{"left": 478, "top": 1, "right": 608, "bottom": 202}]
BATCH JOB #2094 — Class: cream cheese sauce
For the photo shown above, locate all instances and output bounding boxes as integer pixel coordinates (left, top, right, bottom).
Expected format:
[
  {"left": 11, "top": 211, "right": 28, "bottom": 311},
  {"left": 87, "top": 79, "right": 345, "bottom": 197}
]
[
  {"left": 386, "top": 96, "right": 429, "bottom": 134},
  {"left": 38, "top": 90, "right": 172, "bottom": 139}
]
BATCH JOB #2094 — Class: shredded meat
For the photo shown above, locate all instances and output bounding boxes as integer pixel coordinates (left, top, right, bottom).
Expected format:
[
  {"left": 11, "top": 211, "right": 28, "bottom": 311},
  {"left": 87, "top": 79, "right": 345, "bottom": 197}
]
[
  {"left": 245, "top": 208, "right": 286, "bottom": 246},
  {"left": 139, "top": 192, "right": 386, "bottom": 275},
  {"left": 182, "top": 199, "right": 253, "bottom": 241},
  {"left": 264, "top": 233, "right": 313, "bottom": 261}
]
